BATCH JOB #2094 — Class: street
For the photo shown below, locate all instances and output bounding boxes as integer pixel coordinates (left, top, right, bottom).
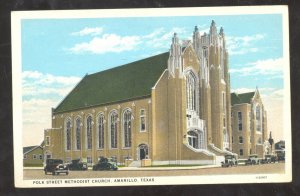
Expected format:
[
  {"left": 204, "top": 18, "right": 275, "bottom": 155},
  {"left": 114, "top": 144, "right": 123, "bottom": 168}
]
[{"left": 24, "top": 162, "right": 285, "bottom": 180}]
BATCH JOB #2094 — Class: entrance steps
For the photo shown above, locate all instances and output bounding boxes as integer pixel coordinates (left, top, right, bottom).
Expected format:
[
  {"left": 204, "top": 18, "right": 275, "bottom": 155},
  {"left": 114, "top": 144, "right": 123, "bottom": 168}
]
[{"left": 215, "top": 155, "right": 225, "bottom": 166}]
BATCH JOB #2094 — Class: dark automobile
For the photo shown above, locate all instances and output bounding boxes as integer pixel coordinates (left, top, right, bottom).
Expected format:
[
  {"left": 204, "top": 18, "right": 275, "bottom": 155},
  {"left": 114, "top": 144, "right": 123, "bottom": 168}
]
[
  {"left": 261, "top": 154, "right": 277, "bottom": 164},
  {"left": 245, "top": 154, "right": 260, "bottom": 165},
  {"left": 44, "top": 159, "right": 69, "bottom": 175},
  {"left": 68, "top": 159, "right": 88, "bottom": 171},
  {"left": 221, "top": 154, "right": 238, "bottom": 167},
  {"left": 93, "top": 157, "right": 118, "bottom": 171},
  {"left": 276, "top": 150, "right": 285, "bottom": 162}
]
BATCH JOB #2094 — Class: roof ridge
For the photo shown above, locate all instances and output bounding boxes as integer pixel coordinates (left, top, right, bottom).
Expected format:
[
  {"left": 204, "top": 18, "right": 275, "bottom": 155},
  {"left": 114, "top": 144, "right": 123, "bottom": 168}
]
[
  {"left": 54, "top": 51, "right": 169, "bottom": 113},
  {"left": 88, "top": 51, "right": 168, "bottom": 77},
  {"left": 234, "top": 91, "right": 255, "bottom": 96}
]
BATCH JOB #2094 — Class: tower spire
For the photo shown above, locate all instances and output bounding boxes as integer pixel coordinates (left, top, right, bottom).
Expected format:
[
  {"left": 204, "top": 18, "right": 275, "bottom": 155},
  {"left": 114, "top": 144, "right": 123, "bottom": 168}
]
[
  {"left": 168, "top": 32, "right": 182, "bottom": 77},
  {"left": 219, "top": 27, "right": 224, "bottom": 36},
  {"left": 193, "top": 26, "right": 201, "bottom": 58},
  {"left": 209, "top": 20, "right": 218, "bottom": 45}
]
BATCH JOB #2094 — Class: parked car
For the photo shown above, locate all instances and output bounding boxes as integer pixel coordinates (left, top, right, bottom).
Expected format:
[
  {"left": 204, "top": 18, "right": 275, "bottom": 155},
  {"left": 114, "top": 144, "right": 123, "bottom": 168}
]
[
  {"left": 261, "top": 154, "right": 277, "bottom": 164},
  {"left": 245, "top": 154, "right": 260, "bottom": 165},
  {"left": 93, "top": 157, "right": 118, "bottom": 171},
  {"left": 68, "top": 159, "right": 88, "bottom": 171},
  {"left": 276, "top": 150, "right": 285, "bottom": 162},
  {"left": 44, "top": 159, "right": 69, "bottom": 175},
  {"left": 221, "top": 154, "right": 238, "bottom": 167}
]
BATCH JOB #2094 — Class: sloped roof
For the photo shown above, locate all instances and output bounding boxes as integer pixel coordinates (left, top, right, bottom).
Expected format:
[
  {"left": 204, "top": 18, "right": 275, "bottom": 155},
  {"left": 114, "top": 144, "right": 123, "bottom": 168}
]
[
  {"left": 231, "top": 92, "right": 255, "bottom": 105},
  {"left": 54, "top": 52, "right": 169, "bottom": 113},
  {"left": 23, "top": 146, "right": 39, "bottom": 154}
]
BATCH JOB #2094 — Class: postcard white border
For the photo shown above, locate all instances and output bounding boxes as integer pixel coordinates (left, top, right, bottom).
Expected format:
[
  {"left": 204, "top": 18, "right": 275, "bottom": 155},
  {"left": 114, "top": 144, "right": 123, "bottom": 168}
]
[{"left": 12, "top": 6, "right": 291, "bottom": 188}]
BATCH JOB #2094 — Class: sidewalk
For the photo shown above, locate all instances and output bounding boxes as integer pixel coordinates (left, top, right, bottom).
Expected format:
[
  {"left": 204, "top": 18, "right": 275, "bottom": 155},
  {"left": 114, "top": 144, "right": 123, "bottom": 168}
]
[
  {"left": 24, "top": 164, "right": 220, "bottom": 171},
  {"left": 118, "top": 164, "right": 220, "bottom": 171}
]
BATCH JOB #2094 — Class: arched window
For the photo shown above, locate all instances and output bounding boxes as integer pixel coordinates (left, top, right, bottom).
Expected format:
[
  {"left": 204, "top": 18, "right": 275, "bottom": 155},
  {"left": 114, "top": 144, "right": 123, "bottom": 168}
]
[
  {"left": 75, "top": 118, "right": 81, "bottom": 150},
  {"left": 138, "top": 144, "right": 149, "bottom": 160},
  {"left": 186, "top": 72, "right": 197, "bottom": 111},
  {"left": 256, "top": 105, "right": 261, "bottom": 131},
  {"left": 123, "top": 109, "right": 132, "bottom": 148},
  {"left": 66, "top": 119, "right": 71, "bottom": 151},
  {"left": 110, "top": 111, "right": 118, "bottom": 148},
  {"left": 223, "top": 130, "right": 229, "bottom": 143},
  {"left": 97, "top": 114, "right": 105, "bottom": 149},
  {"left": 223, "top": 129, "right": 229, "bottom": 150},
  {"left": 203, "top": 47, "right": 208, "bottom": 59},
  {"left": 86, "top": 116, "right": 92, "bottom": 150},
  {"left": 238, "top": 112, "right": 242, "bottom": 131}
]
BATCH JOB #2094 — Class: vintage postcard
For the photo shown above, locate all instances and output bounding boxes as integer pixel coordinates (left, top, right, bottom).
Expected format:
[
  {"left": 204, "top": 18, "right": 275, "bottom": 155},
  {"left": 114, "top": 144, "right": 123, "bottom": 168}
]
[{"left": 12, "top": 6, "right": 291, "bottom": 187}]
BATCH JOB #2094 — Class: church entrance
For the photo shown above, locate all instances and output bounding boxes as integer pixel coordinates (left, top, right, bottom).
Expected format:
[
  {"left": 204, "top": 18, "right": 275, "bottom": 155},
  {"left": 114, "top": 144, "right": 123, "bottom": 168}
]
[
  {"left": 187, "top": 130, "right": 205, "bottom": 149},
  {"left": 188, "top": 131, "right": 199, "bottom": 148},
  {"left": 138, "top": 144, "right": 148, "bottom": 160}
]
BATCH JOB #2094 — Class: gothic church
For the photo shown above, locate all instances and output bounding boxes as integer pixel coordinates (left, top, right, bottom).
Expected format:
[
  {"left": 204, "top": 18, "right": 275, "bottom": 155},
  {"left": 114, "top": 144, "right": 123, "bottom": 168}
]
[{"left": 44, "top": 21, "right": 239, "bottom": 166}]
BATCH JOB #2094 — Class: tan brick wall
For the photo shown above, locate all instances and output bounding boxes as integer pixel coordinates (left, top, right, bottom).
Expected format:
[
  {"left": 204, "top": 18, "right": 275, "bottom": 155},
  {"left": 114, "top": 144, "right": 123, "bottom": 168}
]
[
  {"left": 151, "top": 70, "right": 168, "bottom": 160},
  {"left": 231, "top": 90, "right": 268, "bottom": 159},
  {"left": 46, "top": 97, "right": 153, "bottom": 164},
  {"left": 232, "top": 104, "right": 251, "bottom": 159},
  {"left": 44, "top": 43, "right": 227, "bottom": 165}
]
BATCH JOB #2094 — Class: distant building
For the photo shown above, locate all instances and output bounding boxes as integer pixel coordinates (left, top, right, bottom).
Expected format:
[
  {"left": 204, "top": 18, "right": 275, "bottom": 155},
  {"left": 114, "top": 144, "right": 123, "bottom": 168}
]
[
  {"left": 275, "top": 140, "right": 285, "bottom": 150},
  {"left": 23, "top": 142, "right": 44, "bottom": 167},
  {"left": 231, "top": 88, "right": 269, "bottom": 158}
]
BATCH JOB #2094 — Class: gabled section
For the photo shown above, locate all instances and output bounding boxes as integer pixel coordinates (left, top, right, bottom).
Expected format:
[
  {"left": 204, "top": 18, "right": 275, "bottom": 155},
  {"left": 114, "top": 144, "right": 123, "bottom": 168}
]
[
  {"left": 23, "top": 145, "right": 43, "bottom": 155},
  {"left": 252, "top": 87, "right": 261, "bottom": 101},
  {"left": 54, "top": 52, "right": 169, "bottom": 113},
  {"left": 231, "top": 91, "right": 255, "bottom": 105}
]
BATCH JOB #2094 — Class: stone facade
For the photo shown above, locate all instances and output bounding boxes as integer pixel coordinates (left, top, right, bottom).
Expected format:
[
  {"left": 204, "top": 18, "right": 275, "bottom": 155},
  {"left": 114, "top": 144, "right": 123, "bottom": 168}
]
[
  {"left": 44, "top": 21, "right": 244, "bottom": 166},
  {"left": 231, "top": 89, "right": 269, "bottom": 159}
]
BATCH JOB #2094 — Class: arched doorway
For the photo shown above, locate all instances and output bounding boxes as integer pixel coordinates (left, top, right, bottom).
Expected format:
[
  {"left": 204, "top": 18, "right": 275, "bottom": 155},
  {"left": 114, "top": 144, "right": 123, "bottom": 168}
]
[
  {"left": 187, "top": 130, "right": 205, "bottom": 149},
  {"left": 188, "top": 131, "right": 199, "bottom": 148},
  {"left": 137, "top": 144, "right": 148, "bottom": 160}
]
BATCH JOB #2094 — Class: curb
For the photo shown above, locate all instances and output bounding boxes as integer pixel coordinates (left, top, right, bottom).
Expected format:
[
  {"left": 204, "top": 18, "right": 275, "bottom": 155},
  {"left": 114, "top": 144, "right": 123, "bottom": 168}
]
[{"left": 24, "top": 165, "right": 220, "bottom": 171}]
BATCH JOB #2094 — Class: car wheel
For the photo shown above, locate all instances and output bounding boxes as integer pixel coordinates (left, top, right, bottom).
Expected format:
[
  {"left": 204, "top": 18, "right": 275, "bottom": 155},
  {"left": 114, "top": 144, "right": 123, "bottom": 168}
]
[{"left": 66, "top": 172, "right": 69, "bottom": 175}]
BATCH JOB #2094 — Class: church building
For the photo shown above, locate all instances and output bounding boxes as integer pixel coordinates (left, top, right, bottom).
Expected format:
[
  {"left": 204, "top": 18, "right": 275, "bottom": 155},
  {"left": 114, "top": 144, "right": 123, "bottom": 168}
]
[
  {"left": 44, "top": 21, "right": 235, "bottom": 166},
  {"left": 231, "top": 89, "right": 269, "bottom": 159}
]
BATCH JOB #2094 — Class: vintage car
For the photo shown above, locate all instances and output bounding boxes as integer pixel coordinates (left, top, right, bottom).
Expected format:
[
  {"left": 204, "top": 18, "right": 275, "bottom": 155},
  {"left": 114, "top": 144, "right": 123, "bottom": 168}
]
[
  {"left": 92, "top": 157, "right": 118, "bottom": 171},
  {"left": 245, "top": 154, "right": 260, "bottom": 165},
  {"left": 276, "top": 150, "right": 285, "bottom": 162},
  {"left": 261, "top": 154, "right": 277, "bottom": 164},
  {"left": 44, "top": 159, "right": 69, "bottom": 175},
  {"left": 221, "top": 154, "right": 238, "bottom": 167},
  {"left": 68, "top": 159, "right": 88, "bottom": 171}
]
